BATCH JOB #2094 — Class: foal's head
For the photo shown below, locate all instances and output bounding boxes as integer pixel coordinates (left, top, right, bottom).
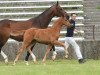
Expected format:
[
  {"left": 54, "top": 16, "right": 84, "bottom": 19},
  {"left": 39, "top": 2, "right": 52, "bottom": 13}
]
[{"left": 60, "top": 16, "right": 70, "bottom": 27}]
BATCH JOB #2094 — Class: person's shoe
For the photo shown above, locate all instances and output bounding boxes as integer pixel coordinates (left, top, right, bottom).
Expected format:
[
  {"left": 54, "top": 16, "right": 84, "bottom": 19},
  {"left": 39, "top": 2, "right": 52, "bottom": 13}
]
[{"left": 78, "top": 59, "right": 86, "bottom": 64}]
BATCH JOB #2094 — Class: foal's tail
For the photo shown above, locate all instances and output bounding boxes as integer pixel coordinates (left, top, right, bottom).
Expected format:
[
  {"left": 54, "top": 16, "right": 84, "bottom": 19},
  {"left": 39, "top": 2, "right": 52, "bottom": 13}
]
[{"left": 10, "top": 30, "right": 26, "bottom": 36}]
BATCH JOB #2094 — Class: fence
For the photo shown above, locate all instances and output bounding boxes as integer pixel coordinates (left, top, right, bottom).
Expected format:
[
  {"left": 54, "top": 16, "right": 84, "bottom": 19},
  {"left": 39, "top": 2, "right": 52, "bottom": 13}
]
[
  {"left": 1, "top": 39, "right": 100, "bottom": 60},
  {"left": 76, "top": 25, "right": 95, "bottom": 40}
]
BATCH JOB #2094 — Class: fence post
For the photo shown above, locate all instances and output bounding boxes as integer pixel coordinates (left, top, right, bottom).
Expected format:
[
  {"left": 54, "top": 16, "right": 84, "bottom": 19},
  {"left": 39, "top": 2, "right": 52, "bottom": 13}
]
[{"left": 93, "top": 25, "right": 95, "bottom": 40}]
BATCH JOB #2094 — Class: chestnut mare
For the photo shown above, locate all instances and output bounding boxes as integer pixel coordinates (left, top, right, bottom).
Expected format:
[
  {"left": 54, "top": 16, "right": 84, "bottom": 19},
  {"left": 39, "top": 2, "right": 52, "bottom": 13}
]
[
  {"left": 13, "top": 16, "right": 70, "bottom": 65},
  {"left": 0, "top": 1, "right": 69, "bottom": 63}
]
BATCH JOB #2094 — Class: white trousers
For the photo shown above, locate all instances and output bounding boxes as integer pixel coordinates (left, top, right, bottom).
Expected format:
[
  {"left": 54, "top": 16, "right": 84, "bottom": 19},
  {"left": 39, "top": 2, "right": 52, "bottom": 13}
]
[{"left": 55, "top": 37, "right": 83, "bottom": 59}]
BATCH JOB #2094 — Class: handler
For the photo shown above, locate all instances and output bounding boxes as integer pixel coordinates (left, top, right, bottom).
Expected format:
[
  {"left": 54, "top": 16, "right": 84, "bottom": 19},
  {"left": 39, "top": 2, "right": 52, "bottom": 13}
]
[{"left": 52, "top": 13, "right": 86, "bottom": 64}]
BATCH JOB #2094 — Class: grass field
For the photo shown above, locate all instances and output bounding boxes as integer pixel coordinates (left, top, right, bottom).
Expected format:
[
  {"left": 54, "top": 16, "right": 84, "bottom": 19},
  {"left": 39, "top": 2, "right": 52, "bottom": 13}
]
[{"left": 0, "top": 59, "right": 100, "bottom": 75}]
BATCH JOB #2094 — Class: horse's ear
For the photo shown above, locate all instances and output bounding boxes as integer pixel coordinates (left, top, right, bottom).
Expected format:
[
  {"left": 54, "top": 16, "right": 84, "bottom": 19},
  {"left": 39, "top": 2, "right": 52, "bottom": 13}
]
[{"left": 56, "top": 1, "right": 59, "bottom": 6}]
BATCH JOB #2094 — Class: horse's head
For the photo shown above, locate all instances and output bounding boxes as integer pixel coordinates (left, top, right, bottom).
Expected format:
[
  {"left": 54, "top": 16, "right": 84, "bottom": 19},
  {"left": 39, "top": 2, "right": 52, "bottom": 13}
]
[
  {"left": 61, "top": 16, "right": 70, "bottom": 27},
  {"left": 52, "top": 1, "right": 69, "bottom": 18}
]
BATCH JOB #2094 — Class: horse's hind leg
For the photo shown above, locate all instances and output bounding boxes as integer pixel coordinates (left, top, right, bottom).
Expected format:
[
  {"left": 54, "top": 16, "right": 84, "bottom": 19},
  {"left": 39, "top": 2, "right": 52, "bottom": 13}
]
[
  {"left": 26, "top": 45, "right": 36, "bottom": 63},
  {"left": 54, "top": 41, "right": 69, "bottom": 58},
  {"left": 42, "top": 45, "right": 52, "bottom": 64},
  {"left": 25, "top": 43, "right": 36, "bottom": 62},
  {"left": 13, "top": 45, "right": 24, "bottom": 65}
]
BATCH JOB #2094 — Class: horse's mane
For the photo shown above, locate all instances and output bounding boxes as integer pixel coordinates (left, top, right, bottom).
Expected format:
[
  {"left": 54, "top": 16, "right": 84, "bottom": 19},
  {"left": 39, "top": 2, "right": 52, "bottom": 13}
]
[{"left": 30, "top": 4, "right": 55, "bottom": 20}]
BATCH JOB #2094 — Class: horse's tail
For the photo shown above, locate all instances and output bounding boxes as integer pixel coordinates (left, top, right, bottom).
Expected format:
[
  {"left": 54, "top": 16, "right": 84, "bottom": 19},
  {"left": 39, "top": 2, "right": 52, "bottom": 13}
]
[{"left": 10, "top": 30, "right": 26, "bottom": 36}]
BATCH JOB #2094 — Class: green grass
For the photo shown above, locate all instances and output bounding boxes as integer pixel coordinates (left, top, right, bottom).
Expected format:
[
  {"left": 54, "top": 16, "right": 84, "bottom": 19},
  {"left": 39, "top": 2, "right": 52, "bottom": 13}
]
[{"left": 0, "top": 59, "right": 100, "bottom": 75}]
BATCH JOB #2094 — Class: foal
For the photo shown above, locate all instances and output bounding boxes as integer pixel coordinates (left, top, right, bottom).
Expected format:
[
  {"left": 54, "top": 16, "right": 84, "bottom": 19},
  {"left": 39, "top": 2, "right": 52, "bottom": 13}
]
[{"left": 13, "top": 16, "right": 70, "bottom": 65}]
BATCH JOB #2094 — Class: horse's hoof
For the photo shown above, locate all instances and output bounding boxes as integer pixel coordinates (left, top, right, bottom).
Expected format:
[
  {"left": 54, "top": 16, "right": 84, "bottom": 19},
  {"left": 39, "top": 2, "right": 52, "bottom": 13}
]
[
  {"left": 33, "top": 58, "right": 36, "bottom": 63},
  {"left": 5, "top": 58, "right": 8, "bottom": 64},
  {"left": 13, "top": 63, "right": 16, "bottom": 66},
  {"left": 42, "top": 60, "right": 45, "bottom": 63},
  {"left": 13, "top": 61, "right": 16, "bottom": 66},
  {"left": 34, "top": 61, "right": 36, "bottom": 64},
  {"left": 65, "top": 55, "right": 68, "bottom": 59},
  {"left": 25, "top": 61, "right": 29, "bottom": 66},
  {"left": 52, "top": 55, "right": 56, "bottom": 61},
  {"left": 42, "top": 61, "right": 46, "bottom": 65},
  {"left": 52, "top": 52, "right": 57, "bottom": 61},
  {"left": 33, "top": 60, "right": 36, "bottom": 64},
  {"left": 26, "top": 63, "right": 29, "bottom": 66},
  {"left": 43, "top": 62, "right": 46, "bottom": 66}
]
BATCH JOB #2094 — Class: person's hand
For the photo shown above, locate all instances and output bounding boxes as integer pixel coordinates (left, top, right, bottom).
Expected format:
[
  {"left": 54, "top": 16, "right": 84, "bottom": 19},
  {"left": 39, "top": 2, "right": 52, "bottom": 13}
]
[{"left": 74, "top": 29, "right": 79, "bottom": 33}]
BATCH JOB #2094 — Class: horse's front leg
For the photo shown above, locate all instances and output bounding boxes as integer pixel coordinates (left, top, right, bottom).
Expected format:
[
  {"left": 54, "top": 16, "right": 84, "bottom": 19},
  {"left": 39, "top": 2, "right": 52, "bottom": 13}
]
[
  {"left": 54, "top": 40, "right": 69, "bottom": 58},
  {"left": 42, "top": 45, "right": 52, "bottom": 64},
  {"left": 51, "top": 46, "right": 57, "bottom": 61}
]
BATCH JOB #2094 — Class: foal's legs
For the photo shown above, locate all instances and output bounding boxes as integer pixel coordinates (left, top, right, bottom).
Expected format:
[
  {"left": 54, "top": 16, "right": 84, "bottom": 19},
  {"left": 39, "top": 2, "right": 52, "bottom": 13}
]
[
  {"left": 25, "top": 42, "right": 36, "bottom": 65},
  {"left": 42, "top": 45, "right": 53, "bottom": 63},
  {"left": 51, "top": 46, "right": 57, "bottom": 60},
  {"left": 25, "top": 43, "right": 36, "bottom": 61},
  {"left": 26, "top": 45, "right": 36, "bottom": 63},
  {"left": 13, "top": 45, "right": 24, "bottom": 65},
  {"left": 14, "top": 43, "right": 36, "bottom": 65},
  {"left": 54, "top": 41, "right": 69, "bottom": 58}
]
